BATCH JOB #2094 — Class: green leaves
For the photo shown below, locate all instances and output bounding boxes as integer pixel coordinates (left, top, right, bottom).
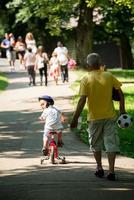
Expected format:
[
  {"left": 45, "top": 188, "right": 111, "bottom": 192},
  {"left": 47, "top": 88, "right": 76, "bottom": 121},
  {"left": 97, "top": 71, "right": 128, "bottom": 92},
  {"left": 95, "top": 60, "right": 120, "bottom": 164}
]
[
  {"left": 102, "top": 3, "right": 134, "bottom": 36},
  {"left": 6, "top": 0, "right": 79, "bottom": 36},
  {"left": 114, "top": 0, "right": 134, "bottom": 10}
]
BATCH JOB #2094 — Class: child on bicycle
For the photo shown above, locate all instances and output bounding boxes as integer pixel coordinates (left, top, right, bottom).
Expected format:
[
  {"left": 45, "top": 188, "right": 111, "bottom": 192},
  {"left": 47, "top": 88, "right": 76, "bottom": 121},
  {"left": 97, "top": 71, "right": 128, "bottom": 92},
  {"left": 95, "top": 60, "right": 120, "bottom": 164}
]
[{"left": 38, "top": 95, "right": 66, "bottom": 156}]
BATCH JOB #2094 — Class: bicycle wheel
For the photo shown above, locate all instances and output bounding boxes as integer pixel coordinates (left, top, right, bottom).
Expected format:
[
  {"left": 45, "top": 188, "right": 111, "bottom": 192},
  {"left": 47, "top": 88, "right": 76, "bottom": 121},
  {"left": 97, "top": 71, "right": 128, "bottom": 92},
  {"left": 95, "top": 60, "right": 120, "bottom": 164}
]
[{"left": 50, "top": 146, "right": 55, "bottom": 164}]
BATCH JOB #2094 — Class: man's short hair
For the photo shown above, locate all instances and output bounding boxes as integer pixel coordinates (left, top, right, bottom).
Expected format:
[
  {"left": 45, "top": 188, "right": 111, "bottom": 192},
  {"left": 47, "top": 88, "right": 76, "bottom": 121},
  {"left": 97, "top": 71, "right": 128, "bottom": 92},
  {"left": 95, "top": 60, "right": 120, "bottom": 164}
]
[{"left": 87, "top": 53, "right": 102, "bottom": 68}]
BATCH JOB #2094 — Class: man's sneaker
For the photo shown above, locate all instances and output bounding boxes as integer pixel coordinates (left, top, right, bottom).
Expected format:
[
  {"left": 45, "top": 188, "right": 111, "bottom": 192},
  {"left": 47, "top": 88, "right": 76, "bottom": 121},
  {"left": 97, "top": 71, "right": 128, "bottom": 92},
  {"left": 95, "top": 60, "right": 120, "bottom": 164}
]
[
  {"left": 42, "top": 148, "right": 48, "bottom": 156},
  {"left": 107, "top": 173, "right": 116, "bottom": 181},
  {"left": 95, "top": 169, "right": 104, "bottom": 178},
  {"left": 57, "top": 141, "right": 64, "bottom": 147}
]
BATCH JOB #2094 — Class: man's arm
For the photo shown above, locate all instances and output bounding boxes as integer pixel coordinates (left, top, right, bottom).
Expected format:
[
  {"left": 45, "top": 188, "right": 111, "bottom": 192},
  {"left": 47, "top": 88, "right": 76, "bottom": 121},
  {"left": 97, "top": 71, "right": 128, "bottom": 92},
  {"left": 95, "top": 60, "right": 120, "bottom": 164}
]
[
  {"left": 118, "top": 89, "right": 126, "bottom": 114},
  {"left": 1, "top": 41, "right": 6, "bottom": 48},
  {"left": 70, "top": 95, "right": 87, "bottom": 128}
]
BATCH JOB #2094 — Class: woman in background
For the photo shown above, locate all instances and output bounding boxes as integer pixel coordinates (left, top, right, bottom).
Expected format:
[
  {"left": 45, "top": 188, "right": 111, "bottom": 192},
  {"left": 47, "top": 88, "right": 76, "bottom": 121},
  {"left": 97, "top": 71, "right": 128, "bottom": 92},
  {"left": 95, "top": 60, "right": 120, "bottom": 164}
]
[
  {"left": 35, "top": 46, "right": 49, "bottom": 86},
  {"left": 15, "top": 36, "right": 26, "bottom": 69},
  {"left": 25, "top": 32, "right": 37, "bottom": 54}
]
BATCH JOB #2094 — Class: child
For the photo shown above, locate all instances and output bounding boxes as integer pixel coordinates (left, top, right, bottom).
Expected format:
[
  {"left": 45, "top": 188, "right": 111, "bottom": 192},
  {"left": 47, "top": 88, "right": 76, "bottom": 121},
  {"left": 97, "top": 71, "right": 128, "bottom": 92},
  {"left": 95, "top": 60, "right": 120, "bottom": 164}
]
[
  {"left": 49, "top": 52, "right": 60, "bottom": 85},
  {"left": 38, "top": 95, "right": 66, "bottom": 156}
]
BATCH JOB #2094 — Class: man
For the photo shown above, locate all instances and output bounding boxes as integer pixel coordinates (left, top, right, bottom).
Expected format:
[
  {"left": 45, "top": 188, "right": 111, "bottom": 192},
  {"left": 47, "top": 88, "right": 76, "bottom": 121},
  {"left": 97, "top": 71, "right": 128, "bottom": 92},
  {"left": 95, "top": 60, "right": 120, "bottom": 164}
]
[
  {"left": 54, "top": 41, "right": 69, "bottom": 82},
  {"left": 24, "top": 48, "right": 36, "bottom": 86},
  {"left": 1, "top": 33, "right": 16, "bottom": 70},
  {"left": 70, "top": 53, "right": 126, "bottom": 181}
]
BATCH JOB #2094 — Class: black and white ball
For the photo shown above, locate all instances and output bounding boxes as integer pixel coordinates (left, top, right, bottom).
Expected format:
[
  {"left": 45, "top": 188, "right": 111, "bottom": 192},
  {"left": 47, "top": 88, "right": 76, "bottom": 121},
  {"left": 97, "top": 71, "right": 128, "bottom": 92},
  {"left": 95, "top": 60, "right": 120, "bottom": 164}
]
[{"left": 117, "top": 114, "right": 133, "bottom": 129}]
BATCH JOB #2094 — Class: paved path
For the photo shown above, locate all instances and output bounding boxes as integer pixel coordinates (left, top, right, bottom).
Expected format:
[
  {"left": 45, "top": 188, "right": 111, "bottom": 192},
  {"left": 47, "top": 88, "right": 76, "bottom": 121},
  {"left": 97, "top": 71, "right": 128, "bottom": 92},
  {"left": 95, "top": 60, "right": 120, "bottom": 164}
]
[{"left": 0, "top": 58, "right": 133, "bottom": 200}]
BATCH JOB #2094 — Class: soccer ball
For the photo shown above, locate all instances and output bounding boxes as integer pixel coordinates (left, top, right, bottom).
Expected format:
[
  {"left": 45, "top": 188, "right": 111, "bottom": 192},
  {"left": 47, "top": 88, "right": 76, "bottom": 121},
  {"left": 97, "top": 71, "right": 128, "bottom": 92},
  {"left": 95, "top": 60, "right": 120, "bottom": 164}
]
[{"left": 117, "top": 114, "right": 133, "bottom": 129}]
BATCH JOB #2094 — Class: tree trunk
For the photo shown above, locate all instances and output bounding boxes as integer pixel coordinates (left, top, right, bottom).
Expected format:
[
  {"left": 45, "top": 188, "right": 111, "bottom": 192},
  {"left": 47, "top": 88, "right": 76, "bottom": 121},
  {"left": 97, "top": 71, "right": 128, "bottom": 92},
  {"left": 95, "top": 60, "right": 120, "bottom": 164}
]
[
  {"left": 76, "top": 1, "right": 93, "bottom": 67},
  {"left": 120, "top": 34, "right": 133, "bottom": 69}
]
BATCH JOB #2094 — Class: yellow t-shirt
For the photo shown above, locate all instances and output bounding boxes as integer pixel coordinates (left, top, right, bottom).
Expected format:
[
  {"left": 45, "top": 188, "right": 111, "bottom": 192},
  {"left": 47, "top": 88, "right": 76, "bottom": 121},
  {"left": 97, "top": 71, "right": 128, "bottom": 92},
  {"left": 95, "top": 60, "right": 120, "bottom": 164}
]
[{"left": 79, "top": 70, "right": 122, "bottom": 121}]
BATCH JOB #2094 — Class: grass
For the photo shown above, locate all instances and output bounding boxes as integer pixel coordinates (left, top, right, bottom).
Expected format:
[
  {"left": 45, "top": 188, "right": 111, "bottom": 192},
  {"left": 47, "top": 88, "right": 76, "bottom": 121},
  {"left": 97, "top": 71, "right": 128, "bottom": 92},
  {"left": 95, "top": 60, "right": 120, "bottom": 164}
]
[
  {"left": 0, "top": 73, "right": 8, "bottom": 91},
  {"left": 71, "top": 69, "right": 134, "bottom": 158}
]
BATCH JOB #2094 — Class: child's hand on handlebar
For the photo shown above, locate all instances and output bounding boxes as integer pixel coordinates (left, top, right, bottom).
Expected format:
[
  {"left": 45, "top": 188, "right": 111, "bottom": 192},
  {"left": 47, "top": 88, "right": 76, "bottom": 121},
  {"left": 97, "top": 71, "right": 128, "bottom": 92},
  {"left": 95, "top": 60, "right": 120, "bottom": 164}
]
[{"left": 39, "top": 116, "right": 45, "bottom": 121}]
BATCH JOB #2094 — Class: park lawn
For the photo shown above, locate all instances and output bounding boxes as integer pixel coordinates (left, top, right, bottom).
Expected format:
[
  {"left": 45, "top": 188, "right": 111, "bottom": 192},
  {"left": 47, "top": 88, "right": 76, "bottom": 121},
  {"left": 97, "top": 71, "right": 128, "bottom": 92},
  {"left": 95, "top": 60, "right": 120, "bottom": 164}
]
[
  {"left": 0, "top": 73, "right": 8, "bottom": 91},
  {"left": 71, "top": 69, "right": 134, "bottom": 158}
]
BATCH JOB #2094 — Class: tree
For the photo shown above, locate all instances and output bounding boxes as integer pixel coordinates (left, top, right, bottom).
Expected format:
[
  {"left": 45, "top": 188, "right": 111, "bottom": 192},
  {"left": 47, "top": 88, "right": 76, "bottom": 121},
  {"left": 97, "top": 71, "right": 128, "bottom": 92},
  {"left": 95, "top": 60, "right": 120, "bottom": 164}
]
[
  {"left": 6, "top": 0, "right": 108, "bottom": 66},
  {"left": 6, "top": 0, "right": 133, "bottom": 68},
  {"left": 102, "top": 3, "right": 134, "bottom": 69}
]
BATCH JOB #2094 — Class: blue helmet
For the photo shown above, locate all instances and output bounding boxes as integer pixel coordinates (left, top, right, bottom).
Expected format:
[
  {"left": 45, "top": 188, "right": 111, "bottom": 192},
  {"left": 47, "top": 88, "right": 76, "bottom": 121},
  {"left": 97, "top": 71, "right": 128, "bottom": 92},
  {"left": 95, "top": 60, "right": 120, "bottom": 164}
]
[{"left": 38, "top": 95, "right": 54, "bottom": 106}]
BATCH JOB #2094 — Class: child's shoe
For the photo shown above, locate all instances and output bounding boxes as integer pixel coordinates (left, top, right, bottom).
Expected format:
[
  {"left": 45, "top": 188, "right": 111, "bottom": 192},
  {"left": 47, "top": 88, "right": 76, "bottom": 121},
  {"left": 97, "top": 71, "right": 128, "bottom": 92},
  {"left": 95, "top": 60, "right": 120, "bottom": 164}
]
[{"left": 42, "top": 148, "right": 48, "bottom": 156}]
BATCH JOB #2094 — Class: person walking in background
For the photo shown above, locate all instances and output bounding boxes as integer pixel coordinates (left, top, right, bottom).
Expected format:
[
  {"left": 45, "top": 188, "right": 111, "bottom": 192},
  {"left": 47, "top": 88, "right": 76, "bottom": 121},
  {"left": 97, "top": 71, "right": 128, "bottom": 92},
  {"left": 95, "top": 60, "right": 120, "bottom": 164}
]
[
  {"left": 1, "top": 33, "right": 16, "bottom": 71},
  {"left": 15, "top": 36, "right": 26, "bottom": 69},
  {"left": 9, "top": 33, "right": 16, "bottom": 71},
  {"left": 35, "top": 46, "right": 49, "bottom": 86},
  {"left": 25, "top": 32, "right": 37, "bottom": 54},
  {"left": 24, "top": 48, "right": 36, "bottom": 86},
  {"left": 53, "top": 41, "right": 69, "bottom": 83},
  {"left": 70, "top": 53, "right": 126, "bottom": 181},
  {"left": 49, "top": 51, "right": 60, "bottom": 85}
]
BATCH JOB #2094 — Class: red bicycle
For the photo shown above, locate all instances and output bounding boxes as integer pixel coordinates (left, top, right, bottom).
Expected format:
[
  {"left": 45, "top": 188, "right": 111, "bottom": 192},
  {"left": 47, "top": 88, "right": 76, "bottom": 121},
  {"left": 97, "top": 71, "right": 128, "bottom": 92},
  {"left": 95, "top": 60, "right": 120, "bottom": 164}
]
[{"left": 40, "top": 131, "right": 66, "bottom": 164}]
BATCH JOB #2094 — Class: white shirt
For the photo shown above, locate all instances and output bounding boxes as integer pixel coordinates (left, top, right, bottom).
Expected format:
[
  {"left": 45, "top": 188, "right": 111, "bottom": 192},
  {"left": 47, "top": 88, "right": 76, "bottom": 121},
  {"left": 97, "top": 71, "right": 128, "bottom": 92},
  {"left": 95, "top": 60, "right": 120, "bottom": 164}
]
[
  {"left": 36, "top": 53, "right": 48, "bottom": 69},
  {"left": 26, "top": 39, "right": 37, "bottom": 53},
  {"left": 24, "top": 52, "right": 36, "bottom": 67},
  {"left": 54, "top": 46, "right": 68, "bottom": 65},
  {"left": 41, "top": 106, "right": 63, "bottom": 131},
  {"left": 49, "top": 56, "right": 59, "bottom": 70}
]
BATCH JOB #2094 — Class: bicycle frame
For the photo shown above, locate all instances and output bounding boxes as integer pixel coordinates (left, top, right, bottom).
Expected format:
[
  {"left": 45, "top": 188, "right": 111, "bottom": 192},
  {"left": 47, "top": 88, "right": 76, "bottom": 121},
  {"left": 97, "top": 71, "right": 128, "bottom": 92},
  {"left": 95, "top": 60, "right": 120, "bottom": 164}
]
[
  {"left": 40, "top": 131, "right": 65, "bottom": 164},
  {"left": 48, "top": 131, "right": 58, "bottom": 161}
]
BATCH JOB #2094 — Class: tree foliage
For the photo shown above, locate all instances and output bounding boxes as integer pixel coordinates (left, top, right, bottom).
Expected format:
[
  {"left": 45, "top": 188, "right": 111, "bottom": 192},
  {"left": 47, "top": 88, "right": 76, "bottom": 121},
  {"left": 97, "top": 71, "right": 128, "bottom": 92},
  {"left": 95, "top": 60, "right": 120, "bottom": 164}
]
[
  {"left": 6, "top": 0, "right": 79, "bottom": 36},
  {"left": 2, "top": 0, "right": 134, "bottom": 68},
  {"left": 101, "top": 2, "right": 134, "bottom": 68},
  {"left": 114, "top": 0, "right": 134, "bottom": 10}
]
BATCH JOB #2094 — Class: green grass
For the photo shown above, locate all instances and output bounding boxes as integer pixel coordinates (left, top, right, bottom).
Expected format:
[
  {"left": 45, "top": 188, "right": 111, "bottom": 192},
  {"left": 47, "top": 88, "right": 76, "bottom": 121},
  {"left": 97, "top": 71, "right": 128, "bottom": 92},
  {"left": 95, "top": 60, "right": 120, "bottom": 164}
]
[
  {"left": 71, "top": 69, "right": 134, "bottom": 158},
  {"left": 0, "top": 73, "right": 8, "bottom": 91},
  {"left": 109, "top": 69, "right": 134, "bottom": 82}
]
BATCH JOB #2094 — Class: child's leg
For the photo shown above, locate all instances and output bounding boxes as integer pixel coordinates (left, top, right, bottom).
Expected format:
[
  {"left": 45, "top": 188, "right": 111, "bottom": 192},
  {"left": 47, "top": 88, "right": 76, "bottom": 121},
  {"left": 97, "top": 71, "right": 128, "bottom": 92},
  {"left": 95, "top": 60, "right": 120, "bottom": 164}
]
[
  {"left": 43, "top": 135, "right": 49, "bottom": 150},
  {"left": 42, "top": 135, "right": 49, "bottom": 155},
  {"left": 57, "top": 131, "right": 64, "bottom": 147}
]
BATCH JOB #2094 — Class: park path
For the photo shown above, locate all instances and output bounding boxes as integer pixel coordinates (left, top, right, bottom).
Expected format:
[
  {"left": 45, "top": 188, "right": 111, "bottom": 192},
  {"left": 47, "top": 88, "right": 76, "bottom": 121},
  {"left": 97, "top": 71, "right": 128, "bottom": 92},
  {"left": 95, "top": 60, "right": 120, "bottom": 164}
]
[{"left": 0, "top": 58, "right": 133, "bottom": 200}]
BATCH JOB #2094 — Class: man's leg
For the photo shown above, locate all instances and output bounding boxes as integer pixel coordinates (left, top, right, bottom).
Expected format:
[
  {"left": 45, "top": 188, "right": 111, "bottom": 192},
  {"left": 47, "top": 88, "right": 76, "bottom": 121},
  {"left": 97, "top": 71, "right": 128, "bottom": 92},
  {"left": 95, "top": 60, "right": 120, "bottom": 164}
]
[
  {"left": 106, "top": 152, "right": 116, "bottom": 181},
  {"left": 88, "top": 120, "right": 104, "bottom": 178},
  {"left": 94, "top": 151, "right": 103, "bottom": 170},
  {"left": 94, "top": 151, "right": 104, "bottom": 178},
  {"left": 65, "top": 65, "right": 69, "bottom": 81},
  {"left": 107, "top": 152, "right": 116, "bottom": 173},
  {"left": 104, "top": 118, "right": 119, "bottom": 180}
]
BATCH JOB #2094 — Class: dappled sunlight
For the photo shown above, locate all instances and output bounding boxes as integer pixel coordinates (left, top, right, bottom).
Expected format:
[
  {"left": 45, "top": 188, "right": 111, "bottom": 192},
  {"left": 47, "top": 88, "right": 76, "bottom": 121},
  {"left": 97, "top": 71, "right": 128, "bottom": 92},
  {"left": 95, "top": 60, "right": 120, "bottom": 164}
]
[
  {"left": 0, "top": 159, "right": 134, "bottom": 194},
  {"left": 0, "top": 60, "right": 134, "bottom": 199},
  {"left": 100, "top": 188, "right": 132, "bottom": 191},
  {"left": 0, "top": 134, "right": 22, "bottom": 140}
]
